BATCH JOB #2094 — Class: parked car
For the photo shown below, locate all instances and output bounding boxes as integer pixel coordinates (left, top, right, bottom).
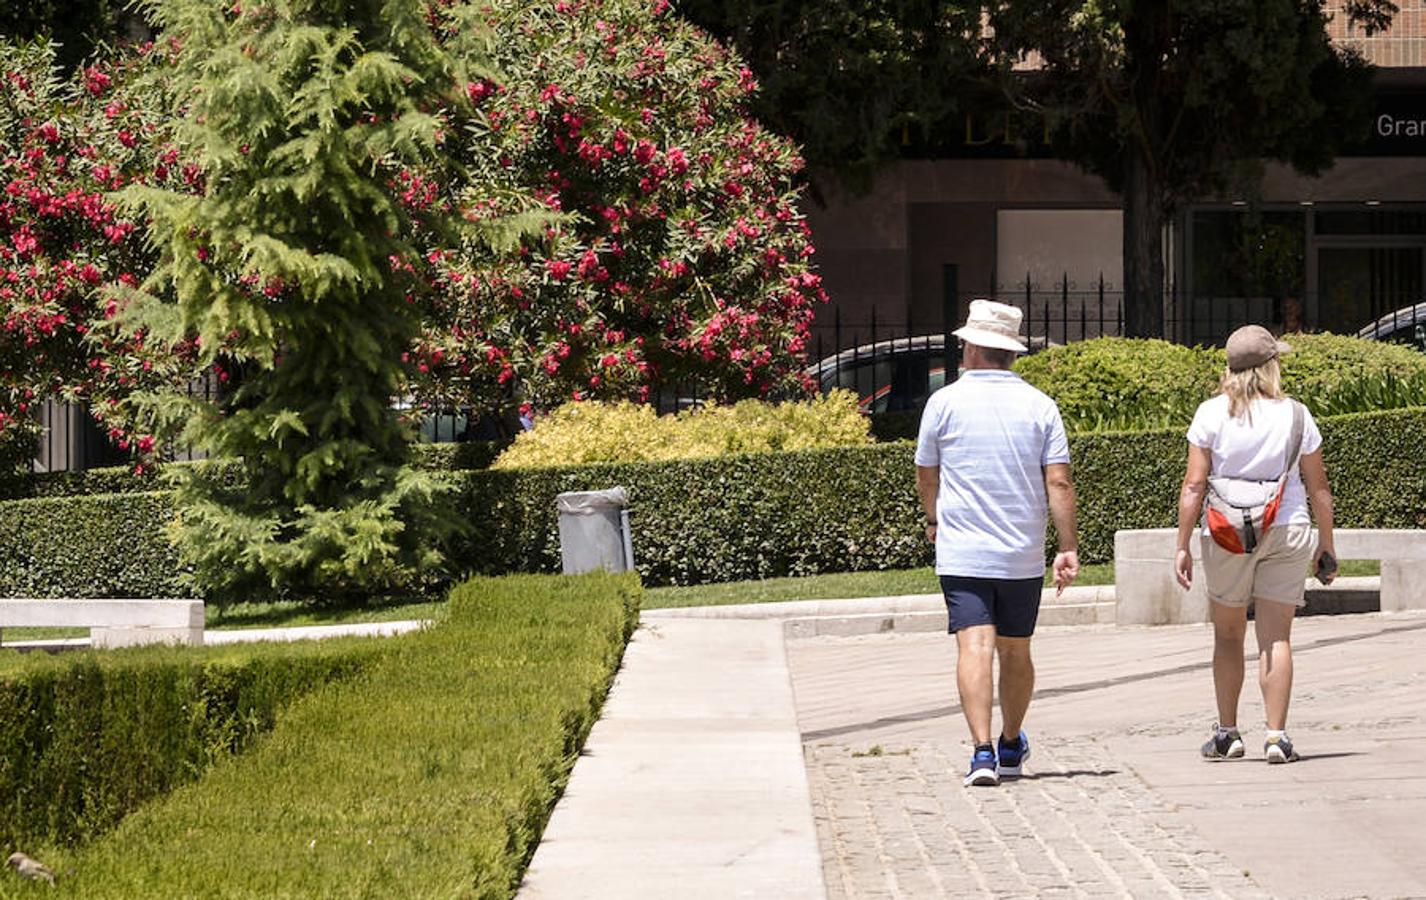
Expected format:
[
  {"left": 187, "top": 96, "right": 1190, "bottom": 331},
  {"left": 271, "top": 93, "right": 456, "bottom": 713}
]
[
  {"left": 806, "top": 336, "right": 951, "bottom": 414},
  {"left": 806, "top": 333, "right": 1057, "bottom": 414},
  {"left": 1357, "top": 303, "right": 1426, "bottom": 353}
]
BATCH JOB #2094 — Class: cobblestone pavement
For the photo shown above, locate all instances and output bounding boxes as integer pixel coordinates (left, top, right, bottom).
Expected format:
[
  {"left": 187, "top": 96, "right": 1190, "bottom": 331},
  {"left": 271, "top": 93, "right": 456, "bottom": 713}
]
[
  {"left": 806, "top": 737, "right": 1267, "bottom": 899},
  {"left": 790, "top": 613, "right": 1426, "bottom": 899}
]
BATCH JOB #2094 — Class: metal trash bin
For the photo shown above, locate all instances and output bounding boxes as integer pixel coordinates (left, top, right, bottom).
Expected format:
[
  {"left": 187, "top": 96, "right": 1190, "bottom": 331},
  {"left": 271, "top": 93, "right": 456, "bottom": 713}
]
[{"left": 556, "top": 487, "right": 635, "bottom": 575}]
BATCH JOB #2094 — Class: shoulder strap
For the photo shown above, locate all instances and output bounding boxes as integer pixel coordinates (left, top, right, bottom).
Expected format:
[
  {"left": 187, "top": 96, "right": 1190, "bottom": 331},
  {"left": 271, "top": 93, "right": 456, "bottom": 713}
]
[{"left": 1279, "top": 400, "right": 1305, "bottom": 483}]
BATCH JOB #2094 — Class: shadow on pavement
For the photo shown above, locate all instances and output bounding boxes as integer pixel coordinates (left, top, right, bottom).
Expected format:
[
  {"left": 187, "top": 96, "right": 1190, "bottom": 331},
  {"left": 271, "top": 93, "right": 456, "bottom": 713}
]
[{"left": 800, "top": 618, "right": 1426, "bottom": 743}]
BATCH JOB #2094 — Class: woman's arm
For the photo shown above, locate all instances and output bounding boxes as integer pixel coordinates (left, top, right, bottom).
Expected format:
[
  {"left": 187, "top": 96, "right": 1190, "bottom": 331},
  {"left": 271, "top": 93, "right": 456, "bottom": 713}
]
[
  {"left": 1299, "top": 449, "right": 1336, "bottom": 583},
  {"left": 1175, "top": 444, "right": 1211, "bottom": 589}
]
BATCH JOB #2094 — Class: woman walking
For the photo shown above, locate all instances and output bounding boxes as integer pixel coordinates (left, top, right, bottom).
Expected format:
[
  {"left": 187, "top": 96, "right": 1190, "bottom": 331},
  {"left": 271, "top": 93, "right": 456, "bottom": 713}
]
[{"left": 1173, "top": 325, "right": 1337, "bottom": 763}]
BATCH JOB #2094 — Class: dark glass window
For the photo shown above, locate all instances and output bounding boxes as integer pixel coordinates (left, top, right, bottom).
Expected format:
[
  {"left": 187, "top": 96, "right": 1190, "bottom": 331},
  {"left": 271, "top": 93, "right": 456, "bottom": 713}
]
[
  {"left": 1315, "top": 210, "right": 1426, "bottom": 236},
  {"left": 1191, "top": 210, "right": 1306, "bottom": 299}
]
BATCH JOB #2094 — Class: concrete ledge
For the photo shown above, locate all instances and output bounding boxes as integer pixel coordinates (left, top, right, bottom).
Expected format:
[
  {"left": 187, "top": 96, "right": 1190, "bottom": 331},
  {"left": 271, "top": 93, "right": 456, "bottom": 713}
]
[
  {"left": 1303, "top": 576, "right": 1378, "bottom": 616},
  {"left": 1116, "top": 528, "right": 1426, "bottom": 624},
  {"left": 0, "top": 599, "right": 204, "bottom": 648}
]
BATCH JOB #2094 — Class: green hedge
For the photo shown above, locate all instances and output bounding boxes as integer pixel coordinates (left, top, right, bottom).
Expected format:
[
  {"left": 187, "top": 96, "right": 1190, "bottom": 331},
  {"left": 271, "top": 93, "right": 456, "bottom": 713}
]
[
  {"left": 456, "top": 406, "right": 1426, "bottom": 580},
  {"left": 0, "top": 491, "right": 184, "bottom": 597},
  {"left": 452, "top": 444, "right": 929, "bottom": 585},
  {"left": 36, "top": 573, "right": 638, "bottom": 898},
  {"left": 0, "top": 638, "right": 386, "bottom": 850},
  {"left": 0, "top": 442, "right": 504, "bottom": 502},
  {"left": 2, "top": 409, "right": 1423, "bottom": 594},
  {"left": 1016, "top": 334, "right": 1426, "bottom": 432}
]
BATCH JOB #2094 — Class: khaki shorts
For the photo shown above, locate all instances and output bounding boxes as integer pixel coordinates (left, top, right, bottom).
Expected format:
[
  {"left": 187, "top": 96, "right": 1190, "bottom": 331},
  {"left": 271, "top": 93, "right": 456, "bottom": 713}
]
[{"left": 1203, "top": 524, "right": 1316, "bottom": 608}]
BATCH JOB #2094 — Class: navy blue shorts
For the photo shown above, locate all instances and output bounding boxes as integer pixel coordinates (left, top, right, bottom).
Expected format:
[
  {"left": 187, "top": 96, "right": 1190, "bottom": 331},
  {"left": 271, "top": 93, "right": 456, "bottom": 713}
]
[{"left": 940, "top": 575, "right": 1043, "bottom": 638}]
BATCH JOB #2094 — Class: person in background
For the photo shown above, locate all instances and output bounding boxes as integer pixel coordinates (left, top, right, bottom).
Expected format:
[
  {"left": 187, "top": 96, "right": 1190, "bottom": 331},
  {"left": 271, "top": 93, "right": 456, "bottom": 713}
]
[
  {"left": 915, "top": 299, "right": 1080, "bottom": 787},
  {"left": 1174, "top": 325, "right": 1337, "bottom": 764}
]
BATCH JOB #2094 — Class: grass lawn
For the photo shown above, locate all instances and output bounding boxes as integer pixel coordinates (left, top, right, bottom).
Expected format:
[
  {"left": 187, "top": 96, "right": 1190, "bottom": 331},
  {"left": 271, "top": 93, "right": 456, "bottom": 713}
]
[
  {"left": 642, "top": 563, "right": 1117, "bottom": 609},
  {"left": 642, "top": 558, "right": 1379, "bottom": 610}
]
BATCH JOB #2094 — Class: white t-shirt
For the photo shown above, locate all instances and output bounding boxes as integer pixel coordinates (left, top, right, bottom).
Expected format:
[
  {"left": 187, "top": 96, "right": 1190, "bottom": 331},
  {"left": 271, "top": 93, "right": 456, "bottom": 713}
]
[
  {"left": 914, "top": 370, "right": 1071, "bottom": 579},
  {"left": 1186, "top": 395, "right": 1323, "bottom": 529}
]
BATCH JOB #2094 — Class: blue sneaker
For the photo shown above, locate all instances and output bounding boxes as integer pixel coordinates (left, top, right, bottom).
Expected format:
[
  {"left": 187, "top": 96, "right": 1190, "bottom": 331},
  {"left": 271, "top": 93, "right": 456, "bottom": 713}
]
[
  {"left": 997, "top": 731, "right": 1030, "bottom": 778},
  {"left": 963, "top": 746, "right": 999, "bottom": 787}
]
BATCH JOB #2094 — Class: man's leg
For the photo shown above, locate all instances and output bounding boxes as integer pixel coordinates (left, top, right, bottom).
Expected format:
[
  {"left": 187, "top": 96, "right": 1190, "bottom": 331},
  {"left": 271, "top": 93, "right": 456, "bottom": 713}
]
[
  {"left": 996, "top": 636, "right": 1034, "bottom": 740},
  {"left": 955, "top": 625, "right": 996, "bottom": 745}
]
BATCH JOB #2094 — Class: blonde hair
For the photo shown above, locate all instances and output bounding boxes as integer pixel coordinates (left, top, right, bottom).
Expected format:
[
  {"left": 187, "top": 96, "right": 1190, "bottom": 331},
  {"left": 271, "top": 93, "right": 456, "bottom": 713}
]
[{"left": 1220, "top": 356, "right": 1284, "bottom": 420}]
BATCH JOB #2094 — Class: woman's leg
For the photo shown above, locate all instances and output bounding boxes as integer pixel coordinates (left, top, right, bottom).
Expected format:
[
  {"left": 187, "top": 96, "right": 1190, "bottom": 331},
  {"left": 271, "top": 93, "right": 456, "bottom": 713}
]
[
  {"left": 1210, "top": 600, "right": 1249, "bottom": 727},
  {"left": 1253, "top": 598, "right": 1296, "bottom": 731}
]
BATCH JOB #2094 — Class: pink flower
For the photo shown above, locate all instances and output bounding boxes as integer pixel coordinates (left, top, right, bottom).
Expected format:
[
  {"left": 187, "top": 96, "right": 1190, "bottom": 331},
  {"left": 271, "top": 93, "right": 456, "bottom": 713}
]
[
  {"left": 547, "top": 259, "right": 572, "bottom": 280},
  {"left": 466, "top": 80, "right": 495, "bottom": 103},
  {"left": 84, "top": 68, "right": 112, "bottom": 96}
]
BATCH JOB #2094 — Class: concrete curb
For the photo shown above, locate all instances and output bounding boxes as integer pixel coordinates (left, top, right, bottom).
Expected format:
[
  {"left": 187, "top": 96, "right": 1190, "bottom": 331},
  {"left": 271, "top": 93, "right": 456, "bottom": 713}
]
[{"left": 642, "top": 584, "right": 1116, "bottom": 621}]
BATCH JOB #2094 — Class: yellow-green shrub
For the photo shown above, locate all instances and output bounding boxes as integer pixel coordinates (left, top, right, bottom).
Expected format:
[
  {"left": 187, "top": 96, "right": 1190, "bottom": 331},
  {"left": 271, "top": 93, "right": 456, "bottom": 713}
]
[{"left": 491, "top": 390, "right": 871, "bottom": 469}]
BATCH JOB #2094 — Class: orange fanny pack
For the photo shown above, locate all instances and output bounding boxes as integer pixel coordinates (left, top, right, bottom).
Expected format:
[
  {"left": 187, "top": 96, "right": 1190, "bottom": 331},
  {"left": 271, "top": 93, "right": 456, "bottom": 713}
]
[{"left": 1203, "top": 401, "right": 1304, "bottom": 554}]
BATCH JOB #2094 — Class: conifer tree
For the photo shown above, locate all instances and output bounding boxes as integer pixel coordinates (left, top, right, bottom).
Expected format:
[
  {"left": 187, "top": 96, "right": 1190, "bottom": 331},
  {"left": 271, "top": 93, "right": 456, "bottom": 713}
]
[{"left": 120, "top": 0, "right": 491, "bottom": 602}]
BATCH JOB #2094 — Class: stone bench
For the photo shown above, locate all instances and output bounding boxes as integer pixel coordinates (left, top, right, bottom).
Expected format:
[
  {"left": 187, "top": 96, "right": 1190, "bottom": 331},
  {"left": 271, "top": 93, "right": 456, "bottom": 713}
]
[
  {"left": 1114, "top": 529, "right": 1426, "bottom": 625},
  {"left": 0, "top": 599, "right": 205, "bottom": 648}
]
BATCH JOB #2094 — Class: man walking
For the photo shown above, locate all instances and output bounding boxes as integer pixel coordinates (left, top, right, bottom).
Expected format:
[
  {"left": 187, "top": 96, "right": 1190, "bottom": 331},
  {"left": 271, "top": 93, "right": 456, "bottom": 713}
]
[{"left": 915, "top": 299, "right": 1080, "bottom": 786}]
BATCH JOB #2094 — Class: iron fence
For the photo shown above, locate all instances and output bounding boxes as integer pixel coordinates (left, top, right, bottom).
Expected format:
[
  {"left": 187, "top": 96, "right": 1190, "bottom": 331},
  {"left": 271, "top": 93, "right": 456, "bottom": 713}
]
[{"left": 28, "top": 283, "right": 1426, "bottom": 471}]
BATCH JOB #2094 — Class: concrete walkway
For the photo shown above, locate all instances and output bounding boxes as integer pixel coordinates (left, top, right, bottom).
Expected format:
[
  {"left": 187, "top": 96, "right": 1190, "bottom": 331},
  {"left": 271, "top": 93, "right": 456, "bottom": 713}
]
[
  {"left": 521, "top": 594, "right": 1426, "bottom": 899},
  {"left": 0, "top": 620, "right": 428, "bottom": 651},
  {"left": 519, "top": 618, "right": 826, "bottom": 899}
]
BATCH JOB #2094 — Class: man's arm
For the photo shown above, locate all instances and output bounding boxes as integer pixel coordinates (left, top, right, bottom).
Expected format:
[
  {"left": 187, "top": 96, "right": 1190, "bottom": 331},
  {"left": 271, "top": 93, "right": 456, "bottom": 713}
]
[
  {"left": 916, "top": 465, "right": 939, "bottom": 544},
  {"left": 1045, "top": 462, "right": 1079, "bottom": 593}
]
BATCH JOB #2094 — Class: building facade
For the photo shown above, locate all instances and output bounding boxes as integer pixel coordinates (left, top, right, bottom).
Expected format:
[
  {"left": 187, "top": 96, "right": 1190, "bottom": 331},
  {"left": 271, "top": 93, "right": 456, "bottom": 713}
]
[{"left": 803, "top": 3, "right": 1426, "bottom": 361}]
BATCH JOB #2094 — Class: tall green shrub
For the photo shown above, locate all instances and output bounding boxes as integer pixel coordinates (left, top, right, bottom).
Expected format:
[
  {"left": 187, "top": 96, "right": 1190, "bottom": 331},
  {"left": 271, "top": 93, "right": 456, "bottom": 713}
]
[
  {"left": 1014, "top": 337, "right": 1222, "bottom": 432},
  {"left": 1017, "top": 334, "right": 1426, "bottom": 431},
  {"left": 114, "top": 0, "right": 501, "bottom": 602}
]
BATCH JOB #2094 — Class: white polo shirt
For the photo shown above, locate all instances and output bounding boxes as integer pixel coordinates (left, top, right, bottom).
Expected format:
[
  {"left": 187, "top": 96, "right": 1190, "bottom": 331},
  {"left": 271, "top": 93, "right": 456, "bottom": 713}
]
[{"left": 914, "top": 369, "right": 1071, "bottom": 579}]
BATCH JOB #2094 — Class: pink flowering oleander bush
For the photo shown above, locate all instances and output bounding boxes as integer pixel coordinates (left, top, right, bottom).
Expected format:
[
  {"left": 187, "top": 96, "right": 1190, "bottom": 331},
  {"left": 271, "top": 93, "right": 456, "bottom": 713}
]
[
  {"left": 0, "top": 39, "right": 200, "bottom": 474},
  {"left": 406, "top": 0, "right": 828, "bottom": 423}
]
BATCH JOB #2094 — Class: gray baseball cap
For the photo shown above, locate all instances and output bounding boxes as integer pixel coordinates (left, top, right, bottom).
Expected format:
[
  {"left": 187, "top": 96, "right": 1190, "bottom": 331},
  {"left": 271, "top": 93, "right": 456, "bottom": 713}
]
[{"left": 1225, "top": 324, "right": 1291, "bottom": 372}]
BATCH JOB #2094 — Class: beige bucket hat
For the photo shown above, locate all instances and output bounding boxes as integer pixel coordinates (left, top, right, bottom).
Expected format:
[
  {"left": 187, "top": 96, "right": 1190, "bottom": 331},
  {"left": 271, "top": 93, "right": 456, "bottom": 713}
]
[{"left": 953, "top": 299, "right": 1029, "bottom": 353}]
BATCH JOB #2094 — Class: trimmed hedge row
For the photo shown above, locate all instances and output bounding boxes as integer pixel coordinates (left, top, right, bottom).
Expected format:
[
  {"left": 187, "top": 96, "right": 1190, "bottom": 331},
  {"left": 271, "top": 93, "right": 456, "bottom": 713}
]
[
  {"left": 0, "top": 638, "right": 386, "bottom": 849},
  {"left": 0, "top": 442, "right": 505, "bottom": 502},
  {"left": 0, "top": 491, "right": 184, "bottom": 598},
  {"left": 446, "top": 405, "right": 1426, "bottom": 581},
  {"left": 48, "top": 573, "right": 639, "bottom": 898},
  {"left": 1, "top": 408, "right": 1422, "bottom": 593}
]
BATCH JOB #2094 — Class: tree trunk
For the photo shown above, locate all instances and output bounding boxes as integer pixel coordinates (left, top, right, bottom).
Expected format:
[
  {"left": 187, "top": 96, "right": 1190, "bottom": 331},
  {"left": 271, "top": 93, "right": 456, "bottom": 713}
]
[{"left": 1122, "top": 149, "right": 1166, "bottom": 338}]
